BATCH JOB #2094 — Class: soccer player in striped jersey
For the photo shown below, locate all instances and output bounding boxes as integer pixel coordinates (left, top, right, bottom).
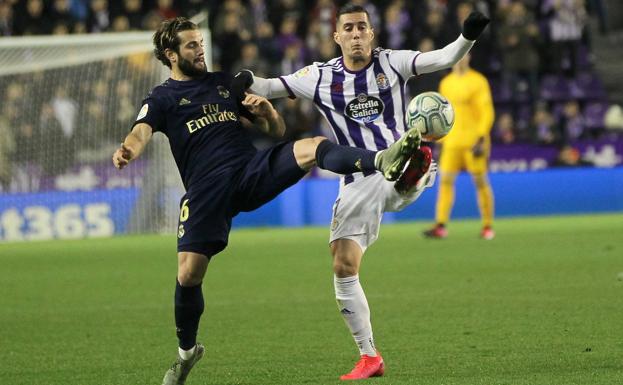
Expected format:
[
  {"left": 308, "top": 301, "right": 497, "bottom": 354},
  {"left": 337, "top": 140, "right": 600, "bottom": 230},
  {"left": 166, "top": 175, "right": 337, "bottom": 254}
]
[{"left": 240, "top": 3, "right": 491, "bottom": 380}]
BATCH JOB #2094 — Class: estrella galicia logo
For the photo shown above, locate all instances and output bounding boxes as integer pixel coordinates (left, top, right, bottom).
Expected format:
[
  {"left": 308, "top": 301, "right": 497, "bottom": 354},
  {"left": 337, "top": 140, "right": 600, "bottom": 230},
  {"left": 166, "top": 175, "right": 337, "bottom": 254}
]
[
  {"left": 217, "top": 85, "right": 230, "bottom": 99},
  {"left": 345, "top": 93, "right": 384, "bottom": 123}
]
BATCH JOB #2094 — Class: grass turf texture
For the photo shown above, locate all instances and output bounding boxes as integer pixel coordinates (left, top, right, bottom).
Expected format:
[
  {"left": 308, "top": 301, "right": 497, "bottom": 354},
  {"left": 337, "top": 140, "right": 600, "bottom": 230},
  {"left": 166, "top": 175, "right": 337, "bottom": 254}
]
[{"left": 1, "top": 213, "right": 622, "bottom": 385}]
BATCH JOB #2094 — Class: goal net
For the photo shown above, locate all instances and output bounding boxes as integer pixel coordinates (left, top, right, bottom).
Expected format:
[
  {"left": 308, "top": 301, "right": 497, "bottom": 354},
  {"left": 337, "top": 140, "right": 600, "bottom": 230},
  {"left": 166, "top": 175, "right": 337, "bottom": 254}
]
[{"left": 0, "top": 21, "right": 211, "bottom": 242}]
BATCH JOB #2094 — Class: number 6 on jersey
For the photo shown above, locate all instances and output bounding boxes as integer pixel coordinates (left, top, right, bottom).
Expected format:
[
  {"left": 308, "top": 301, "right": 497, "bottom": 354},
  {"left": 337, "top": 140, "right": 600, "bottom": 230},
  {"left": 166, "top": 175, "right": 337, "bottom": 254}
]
[{"left": 179, "top": 199, "right": 190, "bottom": 222}]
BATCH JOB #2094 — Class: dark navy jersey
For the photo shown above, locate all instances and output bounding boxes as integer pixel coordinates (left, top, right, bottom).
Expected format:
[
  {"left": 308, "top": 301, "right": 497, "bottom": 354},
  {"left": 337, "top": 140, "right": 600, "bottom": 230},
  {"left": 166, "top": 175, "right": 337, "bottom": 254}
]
[{"left": 133, "top": 72, "right": 257, "bottom": 190}]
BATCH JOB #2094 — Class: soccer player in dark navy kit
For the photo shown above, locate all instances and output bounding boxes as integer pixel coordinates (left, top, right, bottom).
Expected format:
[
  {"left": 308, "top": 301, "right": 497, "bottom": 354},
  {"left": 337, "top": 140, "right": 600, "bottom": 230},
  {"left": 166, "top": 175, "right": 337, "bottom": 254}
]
[{"left": 112, "top": 17, "right": 422, "bottom": 385}]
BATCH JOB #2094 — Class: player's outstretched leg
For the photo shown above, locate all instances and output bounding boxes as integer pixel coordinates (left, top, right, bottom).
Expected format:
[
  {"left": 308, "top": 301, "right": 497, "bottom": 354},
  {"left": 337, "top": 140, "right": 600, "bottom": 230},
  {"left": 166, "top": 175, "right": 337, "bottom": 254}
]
[
  {"left": 375, "top": 128, "right": 422, "bottom": 181},
  {"left": 394, "top": 146, "right": 436, "bottom": 194},
  {"left": 162, "top": 343, "right": 205, "bottom": 385},
  {"left": 340, "top": 351, "right": 385, "bottom": 380}
]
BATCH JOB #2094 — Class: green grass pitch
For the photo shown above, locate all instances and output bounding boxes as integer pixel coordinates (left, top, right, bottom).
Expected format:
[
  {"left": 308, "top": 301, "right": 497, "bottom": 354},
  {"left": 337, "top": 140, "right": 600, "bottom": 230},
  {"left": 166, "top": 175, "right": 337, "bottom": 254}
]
[{"left": 1, "top": 213, "right": 622, "bottom": 385}]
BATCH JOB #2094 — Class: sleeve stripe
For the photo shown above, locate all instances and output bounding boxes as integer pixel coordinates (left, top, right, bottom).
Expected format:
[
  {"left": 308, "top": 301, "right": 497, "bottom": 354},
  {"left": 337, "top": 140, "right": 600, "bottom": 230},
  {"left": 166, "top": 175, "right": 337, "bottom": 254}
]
[
  {"left": 278, "top": 76, "right": 296, "bottom": 99},
  {"left": 412, "top": 52, "right": 421, "bottom": 76}
]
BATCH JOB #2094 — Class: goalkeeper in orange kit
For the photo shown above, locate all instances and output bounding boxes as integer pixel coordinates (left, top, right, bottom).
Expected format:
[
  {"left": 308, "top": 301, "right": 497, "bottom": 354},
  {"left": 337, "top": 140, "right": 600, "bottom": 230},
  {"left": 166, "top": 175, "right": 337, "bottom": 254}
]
[{"left": 424, "top": 53, "right": 496, "bottom": 240}]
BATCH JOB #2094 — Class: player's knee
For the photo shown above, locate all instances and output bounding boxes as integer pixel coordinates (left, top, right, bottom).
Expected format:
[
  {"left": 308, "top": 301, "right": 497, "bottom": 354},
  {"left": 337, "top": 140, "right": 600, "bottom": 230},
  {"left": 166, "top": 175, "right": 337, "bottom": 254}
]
[
  {"left": 440, "top": 173, "right": 457, "bottom": 186},
  {"left": 298, "top": 136, "right": 327, "bottom": 152},
  {"left": 331, "top": 242, "right": 361, "bottom": 277},
  {"left": 333, "top": 262, "right": 358, "bottom": 277},
  {"left": 293, "top": 136, "right": 328, "bottom": 170},
  {"left": 177, "top": 270, "right": 200, "bottom": 286},
  {"left": 177, "top": 270, "right": 203, "bottom": 286},
  {"left": 311, "top": 136, "right": 327, "bottom": 146},
  {"left": 472, "top": 173, "right": 489, "bottom": 188},
  {"left": 177, "top": 253, "right": 208, "bottom": 286}
]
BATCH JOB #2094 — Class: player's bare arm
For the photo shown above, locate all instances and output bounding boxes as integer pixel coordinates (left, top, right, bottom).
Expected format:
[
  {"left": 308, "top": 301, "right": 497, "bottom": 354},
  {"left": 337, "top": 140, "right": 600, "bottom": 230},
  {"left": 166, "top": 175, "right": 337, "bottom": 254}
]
[
  {"left": 112, "top": 123, "right": 153, "bottom": 169},
  {"left": 241, "top": 93, "right": 286, "bottom": 137}
]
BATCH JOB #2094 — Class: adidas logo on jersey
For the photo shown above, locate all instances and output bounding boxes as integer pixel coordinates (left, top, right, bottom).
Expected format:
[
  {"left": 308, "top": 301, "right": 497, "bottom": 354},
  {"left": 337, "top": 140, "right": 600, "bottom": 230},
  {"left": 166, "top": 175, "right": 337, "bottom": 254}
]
[
  {"left": 354, "top": 159, "right": 362, "bottom": 171},
  {"left": 179, "top": 98, "right": 191, "bottom": 105}
]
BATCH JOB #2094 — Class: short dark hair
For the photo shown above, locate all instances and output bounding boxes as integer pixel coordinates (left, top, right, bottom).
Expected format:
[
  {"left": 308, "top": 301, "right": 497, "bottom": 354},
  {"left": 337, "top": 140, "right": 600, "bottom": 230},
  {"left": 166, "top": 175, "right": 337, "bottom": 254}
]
[
  {"left": 336, "top": 4, "right": 371, "bottom": 25},
  {"left": 153, "top": 17, "right": 198, "bottom": 68}
]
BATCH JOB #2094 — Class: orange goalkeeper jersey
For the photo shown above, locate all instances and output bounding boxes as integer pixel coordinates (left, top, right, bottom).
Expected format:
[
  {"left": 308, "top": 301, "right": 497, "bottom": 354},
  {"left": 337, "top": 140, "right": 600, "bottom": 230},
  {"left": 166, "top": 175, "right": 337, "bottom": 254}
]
[{"left": 438, "top": 68, "right": 494, "bottom": 148}]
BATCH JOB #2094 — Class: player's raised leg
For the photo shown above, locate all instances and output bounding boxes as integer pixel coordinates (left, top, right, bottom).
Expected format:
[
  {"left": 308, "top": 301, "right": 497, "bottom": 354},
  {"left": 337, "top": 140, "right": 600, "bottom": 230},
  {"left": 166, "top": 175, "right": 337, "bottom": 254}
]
[
  {"left": 292, "top": 136, "right": 377, "bottom": 172},
  {"left": 293, "top": 130, "right": 421, "bottom": 181}
]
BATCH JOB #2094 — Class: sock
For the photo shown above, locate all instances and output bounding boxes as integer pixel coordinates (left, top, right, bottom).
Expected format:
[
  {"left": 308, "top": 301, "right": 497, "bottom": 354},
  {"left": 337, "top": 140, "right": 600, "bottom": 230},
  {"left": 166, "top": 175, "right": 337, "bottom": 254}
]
[
  {"left": 435, "top": 175, "right": 455, "bottom": 224},
  {"left": 334, "top": 275, "right": 376, "bottom": 356},
  {"left": 178, "top": 345, "right": 196, "bottom": 360},
  {"left": 315, "top": 140, "right": 377, "bottom": 174},
  {"left": 175, "top": 280, "right": 204, "bottom": 351}
]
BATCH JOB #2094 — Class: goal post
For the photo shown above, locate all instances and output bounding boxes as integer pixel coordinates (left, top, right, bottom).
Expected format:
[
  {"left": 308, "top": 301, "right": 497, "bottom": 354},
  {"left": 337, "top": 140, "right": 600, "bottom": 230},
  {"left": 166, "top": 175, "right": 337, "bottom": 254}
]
[{"left": 0, "top": 16, "right": 211, "bottom": 242}]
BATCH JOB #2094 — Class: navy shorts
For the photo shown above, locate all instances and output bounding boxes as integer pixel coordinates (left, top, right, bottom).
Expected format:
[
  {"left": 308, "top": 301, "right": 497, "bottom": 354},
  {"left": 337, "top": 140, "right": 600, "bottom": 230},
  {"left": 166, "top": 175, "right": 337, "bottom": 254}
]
[{"left": 176, "top": 142, "right": 306, "bottom": 257}]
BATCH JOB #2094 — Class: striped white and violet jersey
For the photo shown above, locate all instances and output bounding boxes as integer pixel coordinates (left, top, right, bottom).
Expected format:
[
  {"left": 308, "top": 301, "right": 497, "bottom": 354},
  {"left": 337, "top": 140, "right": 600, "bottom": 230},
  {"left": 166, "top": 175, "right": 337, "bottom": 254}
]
[{"left": 279, "top": 47, "right": 420, "bottom": 184}]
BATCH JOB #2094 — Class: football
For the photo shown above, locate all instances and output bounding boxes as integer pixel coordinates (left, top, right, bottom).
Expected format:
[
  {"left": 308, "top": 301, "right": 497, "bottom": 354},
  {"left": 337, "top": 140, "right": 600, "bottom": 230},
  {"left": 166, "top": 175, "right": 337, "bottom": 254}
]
[{"left": 406, "top": 91, "right": 455, "bottom": 141}]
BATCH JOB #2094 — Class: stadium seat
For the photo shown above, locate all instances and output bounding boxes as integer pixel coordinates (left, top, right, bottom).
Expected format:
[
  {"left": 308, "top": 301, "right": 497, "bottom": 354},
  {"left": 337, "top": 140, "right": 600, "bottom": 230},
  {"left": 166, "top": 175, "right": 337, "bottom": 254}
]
[
  {"left": 568, "top": 76, "right": 587, "bottom": 99},
  {"left": 490, "top": 78, "right": 512, "bottom": 104},
  {"left": 540, "top": 74, "right": 570, "bottom": 102},
  {"left": 551, "top": 102, "right": 566, "bottom": 120},
  {"left": 514, "top": 79, "right": 532, "bottom": 103},
  {"left": 494, "top": 104, "right": 512, "bottom": 118},
  {"left": 575, "top": 72, "right": 607, "bottom": 101},
  {"left": 516, "top": 104, "right": 533, "bottom": 131},
  {"left": 577, "top": 44, "right": 593, "bottom": 71},
  {"left": 583, "top": 101, "right": 609, "bottom": 129},
  {"left": 487, "top": 53, "right": 503, "bottom": 74}
]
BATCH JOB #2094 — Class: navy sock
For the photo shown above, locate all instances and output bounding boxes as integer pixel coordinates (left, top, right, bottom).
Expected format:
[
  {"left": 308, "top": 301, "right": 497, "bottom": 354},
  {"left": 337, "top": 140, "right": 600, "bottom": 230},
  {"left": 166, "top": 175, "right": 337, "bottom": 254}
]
[
  {"left": 175, "top": 280, "right": 204, "bottom": 350},
  {"left": 315, "top": 140, "right": 377, "bottom": 174}
]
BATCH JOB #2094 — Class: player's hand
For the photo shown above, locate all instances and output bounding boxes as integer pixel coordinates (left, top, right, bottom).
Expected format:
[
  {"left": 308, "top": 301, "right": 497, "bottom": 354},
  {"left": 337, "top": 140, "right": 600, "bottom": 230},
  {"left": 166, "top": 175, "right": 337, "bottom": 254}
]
[
  {"left": 242, "top": 93, "right": 277, "bottom": 120},
  {"left": 472, "top": 137, "right": 485, "bottom": 157},
  {"left": 231, "top": 69, "right": 254, "bottom": 102},
  {"left": 112, "top": 143, "right": 133, "bottom": 170},
  {"left": 462, "top": 11, "right": 490, "bottom": 41}
]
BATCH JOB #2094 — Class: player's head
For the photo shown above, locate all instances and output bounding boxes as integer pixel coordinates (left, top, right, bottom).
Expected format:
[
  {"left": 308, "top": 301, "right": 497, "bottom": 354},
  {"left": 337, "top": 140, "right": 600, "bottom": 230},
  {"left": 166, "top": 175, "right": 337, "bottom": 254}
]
[
  {"left": 334, "top": 4, "right": 374, "bottom": 64},
  {"left": 153, "top": 17, "right": 206, "bottom": 78}
]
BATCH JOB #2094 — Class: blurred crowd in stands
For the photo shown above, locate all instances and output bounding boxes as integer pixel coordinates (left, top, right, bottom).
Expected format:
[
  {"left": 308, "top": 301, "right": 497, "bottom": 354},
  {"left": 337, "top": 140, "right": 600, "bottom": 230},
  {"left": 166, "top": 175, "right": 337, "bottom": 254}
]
[
  {"left": 0, "top": 0, "right": 622, "bottom": 190},
  {"left": 0, "top": 56, "right": 158, "bottom": 191}
]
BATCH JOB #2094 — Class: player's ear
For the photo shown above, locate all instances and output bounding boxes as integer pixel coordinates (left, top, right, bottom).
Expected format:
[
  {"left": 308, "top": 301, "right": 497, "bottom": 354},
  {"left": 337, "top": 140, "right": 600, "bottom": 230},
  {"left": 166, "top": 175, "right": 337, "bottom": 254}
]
[
  {"left": 333, "top": 31, "right": 340, "bottom": 45},
  {"left": 165, "top": 48, "right": 176, "bottom": 64}
]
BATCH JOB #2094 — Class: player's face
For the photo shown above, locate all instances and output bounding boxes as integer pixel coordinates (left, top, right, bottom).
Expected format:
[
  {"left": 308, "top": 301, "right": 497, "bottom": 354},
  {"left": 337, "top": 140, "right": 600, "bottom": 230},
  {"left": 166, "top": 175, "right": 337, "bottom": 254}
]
[
  {"left": 334, "top": 12, "right": 374, "bottom": 64},
  {"left": 175, "top": 29, "right": 206, "bottom": 78}
]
